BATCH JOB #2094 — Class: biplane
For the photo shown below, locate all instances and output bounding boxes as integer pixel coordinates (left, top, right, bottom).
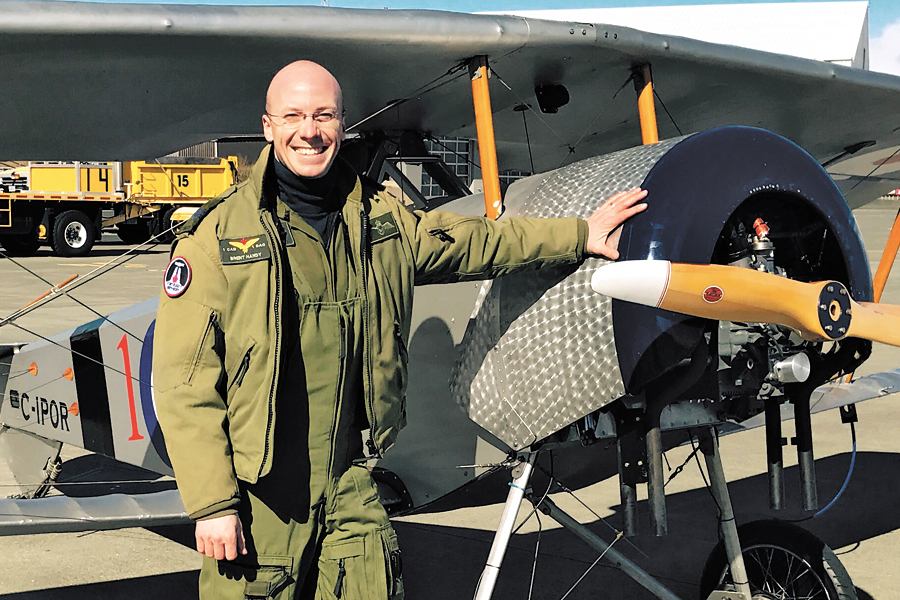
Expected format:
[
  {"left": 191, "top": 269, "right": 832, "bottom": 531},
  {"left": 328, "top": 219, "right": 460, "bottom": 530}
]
[{"left": 2, "top": 2, "right": 900, "bottom": 599}]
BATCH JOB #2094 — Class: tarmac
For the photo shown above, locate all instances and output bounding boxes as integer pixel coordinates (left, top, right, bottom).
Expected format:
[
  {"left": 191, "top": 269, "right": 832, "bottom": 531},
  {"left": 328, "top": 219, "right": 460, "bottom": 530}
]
[{"left": 1, "top": 200, "right": 900, "bottom": 599}]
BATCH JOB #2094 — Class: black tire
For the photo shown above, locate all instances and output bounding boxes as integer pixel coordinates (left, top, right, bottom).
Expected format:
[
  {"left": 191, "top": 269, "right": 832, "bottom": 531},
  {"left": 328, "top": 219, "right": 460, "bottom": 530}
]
[
  {"left": 0, "top": 234, "right": 40, "bottom": 257},
  {"left": 116, "top": 222, "right": 151, "bottom": 245},
  {"left": 700, "top": 520, "right": 857, "bottom": 600},
  {"left": 158, "top": 206, "right": 177, "bottom": 243},
  {"left": 51, "top": 210, "right": 95, "bottom": 257}
]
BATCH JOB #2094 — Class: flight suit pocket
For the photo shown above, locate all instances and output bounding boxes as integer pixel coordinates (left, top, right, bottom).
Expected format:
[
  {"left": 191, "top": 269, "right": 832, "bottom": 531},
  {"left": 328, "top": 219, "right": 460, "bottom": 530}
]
[
  {"left": 153, "top": 300, "right": 217, "bottom": 392},
  {"left": 320, "top": 539, "right": 366, "bottom": 600},
  {"left": 242, "top": 554, "right": 293, "bottom": 599},
  {"left": 210, "top": 554, "right": 294, "bottom": 599},
  {"left": 319, "top": 530, "right": 404, "bottom": 600},
  {"left": 379, "top": 526, "right": 404, "bottom": 600}
]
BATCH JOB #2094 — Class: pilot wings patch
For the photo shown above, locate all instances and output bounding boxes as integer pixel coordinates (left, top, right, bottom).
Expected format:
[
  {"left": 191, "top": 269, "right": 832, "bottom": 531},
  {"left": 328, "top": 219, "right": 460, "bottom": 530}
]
[
  {"left": 219, "top": 236, "right": 271, "bottom": 264},
  {"left": 370, "top": 213, "right": 400, "bottom": 244}
]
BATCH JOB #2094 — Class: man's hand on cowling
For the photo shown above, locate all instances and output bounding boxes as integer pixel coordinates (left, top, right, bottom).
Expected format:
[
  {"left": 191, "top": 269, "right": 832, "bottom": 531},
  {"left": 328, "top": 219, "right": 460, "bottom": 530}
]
[
  {"left": 195, "top": 513, "right": 247, "bottom": 561},
  {"left": 584, "top": 187, "right": 648, "bottom": 259}
]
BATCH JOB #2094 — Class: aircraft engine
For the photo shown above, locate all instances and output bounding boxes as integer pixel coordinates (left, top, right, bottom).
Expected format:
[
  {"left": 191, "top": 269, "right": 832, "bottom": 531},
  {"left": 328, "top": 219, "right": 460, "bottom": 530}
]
[{"left": 451, "top": 125, "right": 871, "bottom": 452}]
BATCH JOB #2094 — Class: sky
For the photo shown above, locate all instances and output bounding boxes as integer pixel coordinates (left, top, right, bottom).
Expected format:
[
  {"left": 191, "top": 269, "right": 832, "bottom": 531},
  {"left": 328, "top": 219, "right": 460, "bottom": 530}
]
[{"left": 41, "top": 0, "right": 900, "bottom": 75}]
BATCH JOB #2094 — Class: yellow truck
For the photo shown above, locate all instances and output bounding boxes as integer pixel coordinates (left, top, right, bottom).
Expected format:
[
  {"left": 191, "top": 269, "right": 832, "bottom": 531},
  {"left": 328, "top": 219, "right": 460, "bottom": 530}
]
[{"left": 0, "top": 157, "right": 237, "bottom": 256}]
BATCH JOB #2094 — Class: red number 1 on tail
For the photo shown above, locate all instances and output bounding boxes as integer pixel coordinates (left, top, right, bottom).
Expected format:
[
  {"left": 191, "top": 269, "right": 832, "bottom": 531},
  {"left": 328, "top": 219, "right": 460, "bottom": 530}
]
[{"left": 117, "top": 334, "right": 145, "bottom": 441}]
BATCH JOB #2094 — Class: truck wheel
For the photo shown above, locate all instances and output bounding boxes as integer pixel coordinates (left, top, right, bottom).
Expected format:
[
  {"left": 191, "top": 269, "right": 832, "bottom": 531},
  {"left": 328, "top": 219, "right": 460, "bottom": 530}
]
[
  {"left": 156, "top": 206, "right": 177, "bottom": 243},
  {"left": 51, "top": 210, "right": 95, "bottom": 257},
  {"left": 0, "top": 234, "right": 40, "bottom": 257}
]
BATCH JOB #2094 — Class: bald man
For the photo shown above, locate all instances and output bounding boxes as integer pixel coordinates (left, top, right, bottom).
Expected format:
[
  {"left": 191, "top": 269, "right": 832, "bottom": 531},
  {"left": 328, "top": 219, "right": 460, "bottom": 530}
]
[{"left": 153, "top": 60, "right": 646, "bottom": 599}]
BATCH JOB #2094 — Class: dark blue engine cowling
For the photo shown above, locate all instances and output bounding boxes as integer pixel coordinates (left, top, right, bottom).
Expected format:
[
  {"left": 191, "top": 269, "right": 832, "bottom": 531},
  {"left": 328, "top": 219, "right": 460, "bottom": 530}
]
[{"left": 614, "top": 126, "right": 872, "bottom": 392}]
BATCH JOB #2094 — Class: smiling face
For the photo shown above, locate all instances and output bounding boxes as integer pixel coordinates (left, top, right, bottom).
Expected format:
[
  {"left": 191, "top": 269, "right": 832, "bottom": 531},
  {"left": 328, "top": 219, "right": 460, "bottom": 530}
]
[{"left": 262, "top": 61, "right": 345, "bottom": 179}]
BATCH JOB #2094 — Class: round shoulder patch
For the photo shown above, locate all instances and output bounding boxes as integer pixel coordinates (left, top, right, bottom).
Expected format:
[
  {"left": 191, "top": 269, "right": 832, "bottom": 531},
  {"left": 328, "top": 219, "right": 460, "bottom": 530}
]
[{"left": 164, "top": 256, "right": 192, "bottom": 298}]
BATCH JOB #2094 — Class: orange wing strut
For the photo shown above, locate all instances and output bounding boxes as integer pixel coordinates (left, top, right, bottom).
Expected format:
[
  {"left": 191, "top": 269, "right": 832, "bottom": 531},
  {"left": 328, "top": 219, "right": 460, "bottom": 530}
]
[
  {"left": 872, "top": 205, "right": 900, "bottom": 302},
  {"left": 846, "top": 204, "right": 900, "bottom": 382},
  {"left": 633, "top": 64, "right": 659, "bottom": 145},
  {"left": 469, "top": 56, "right": 503, "bottom": 220}
]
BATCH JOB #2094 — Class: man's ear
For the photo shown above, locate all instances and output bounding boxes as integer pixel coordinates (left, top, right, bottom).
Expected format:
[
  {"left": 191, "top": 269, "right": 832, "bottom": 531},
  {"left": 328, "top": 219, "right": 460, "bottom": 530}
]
[{"left": 262, "top": 114, "right": 274, "bottom": 142}]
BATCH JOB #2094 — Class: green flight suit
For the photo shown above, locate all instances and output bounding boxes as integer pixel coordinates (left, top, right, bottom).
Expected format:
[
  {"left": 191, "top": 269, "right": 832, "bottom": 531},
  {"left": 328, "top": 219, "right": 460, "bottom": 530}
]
[
  {"left": 199, "top": 199, "right": 402, "bottom": 599},
  {"left": 153, "top": 146, "right": 588, "bottom": 600}
]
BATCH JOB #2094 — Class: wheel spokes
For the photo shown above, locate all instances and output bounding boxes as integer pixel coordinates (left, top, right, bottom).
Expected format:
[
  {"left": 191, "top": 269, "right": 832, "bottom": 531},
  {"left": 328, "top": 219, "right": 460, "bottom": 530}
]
[{"left": 723, "top": 545, "right": 830, "bottom": 600}]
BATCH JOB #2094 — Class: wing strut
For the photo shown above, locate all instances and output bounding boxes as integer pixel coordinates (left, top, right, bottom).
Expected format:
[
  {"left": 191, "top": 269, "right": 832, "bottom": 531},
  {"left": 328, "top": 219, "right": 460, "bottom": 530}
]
[
  {"left": 632, "top": 64, "right": 659, "bottom": 145},
  {"left": 872, "top": 205, "right": 900, "bottom": 302},
  {"left": 468, "top": 56, "right": 503, "bottom": 220}
]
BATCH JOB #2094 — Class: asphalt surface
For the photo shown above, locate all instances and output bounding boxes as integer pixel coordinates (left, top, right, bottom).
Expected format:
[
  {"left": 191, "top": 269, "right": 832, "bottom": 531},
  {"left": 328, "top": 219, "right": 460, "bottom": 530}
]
[{"left": 1, "top": 202, "right": 899, "bottom": 600}]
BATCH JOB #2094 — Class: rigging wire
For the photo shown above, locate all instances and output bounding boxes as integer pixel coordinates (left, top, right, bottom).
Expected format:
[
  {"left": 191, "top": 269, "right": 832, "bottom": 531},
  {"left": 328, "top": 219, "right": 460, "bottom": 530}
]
[
  {"left": 653, "top": 87, "right": 684, "bottom": 137},
  {"left": 6, "top": 321, "right": 150, "bottom": 387},
  {"left": 849, "top": 144, "right": 900, "bottom": 192},
  {"left": 489, "top": 69, "right": 571, "bottom": 149},
  {"left": 558, "top": 531, "right": 624, "bottom": 600},
  {"left": 533, "top": 462, "right": 650, "bottom": 561},
  {"left": 526, "top": 510, "right": 542, "bottom": 600},
  {"left": 553, "top": 74, "right": 634, "bottom": 170},
  {"left": 0, "top": 374, "right": 70, "bottom": 398},
  {"left": 690, "top": 433, "right": 724, "bottom": 523},
  {"left": 664, "top": 442, "right": 701, "bottom": 487},
  {"left": 488, "top": 65, "right": 632, "bottom": 171},
  {"left": 0, "top": 229, "right": 168, "bottom": 332},
  {"left": 515, "top": 455, "right": 635, "bottom": 599},
  {"left": 518, "top": 107, "right": 536, "bottom": 174},
  {"left": 346, "top": 61, "right": 470, "bottom": 132},
  {"left": 566, "top": 72, "right": 635, "bottom": 155},
  {"left": 0, "top": 226, "right": 174, "bottom": 389},
  {"left": 425, "top": 135, "right": 481, "bottom": 170},
  {"left": 512, "top": 468, "right": 554, "bottom": 536},
  {"left": 0, "top": 249, "right": 144, "bottom": 343}
]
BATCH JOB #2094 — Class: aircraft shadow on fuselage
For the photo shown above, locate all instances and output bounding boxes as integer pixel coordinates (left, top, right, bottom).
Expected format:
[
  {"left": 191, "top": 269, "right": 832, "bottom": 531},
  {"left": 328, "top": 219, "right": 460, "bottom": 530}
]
[{"left": 55, "top": 453, "right": 176, "bottom": 497}]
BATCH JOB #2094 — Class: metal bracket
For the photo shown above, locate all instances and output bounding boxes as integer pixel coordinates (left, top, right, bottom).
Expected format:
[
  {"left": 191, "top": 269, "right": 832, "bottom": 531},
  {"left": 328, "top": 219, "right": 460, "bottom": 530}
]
[
  {"left": 616, "top": 408, "right": 649, "bottom": 485},
  {"left": 704, "top": 591, "right": 750, "bottom": 600}
]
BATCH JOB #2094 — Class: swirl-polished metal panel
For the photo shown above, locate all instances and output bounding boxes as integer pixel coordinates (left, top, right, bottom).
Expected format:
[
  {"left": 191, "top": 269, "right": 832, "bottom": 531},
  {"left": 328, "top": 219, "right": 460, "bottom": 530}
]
[{"left": 452, "top": 137, "right": 684, "bottom": 449}]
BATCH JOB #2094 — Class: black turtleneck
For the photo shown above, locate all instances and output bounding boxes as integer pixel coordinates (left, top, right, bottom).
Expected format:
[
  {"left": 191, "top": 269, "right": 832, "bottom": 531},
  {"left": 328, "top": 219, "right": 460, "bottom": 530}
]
[{"left": 274, "top": 158, "right": 342, "bottom": 247}]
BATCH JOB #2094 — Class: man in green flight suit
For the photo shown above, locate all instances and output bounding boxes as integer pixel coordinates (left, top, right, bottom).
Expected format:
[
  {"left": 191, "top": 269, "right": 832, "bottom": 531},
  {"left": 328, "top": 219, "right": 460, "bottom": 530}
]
[{"left": 153, "top": 60, "right": 647, "bottom": 599}]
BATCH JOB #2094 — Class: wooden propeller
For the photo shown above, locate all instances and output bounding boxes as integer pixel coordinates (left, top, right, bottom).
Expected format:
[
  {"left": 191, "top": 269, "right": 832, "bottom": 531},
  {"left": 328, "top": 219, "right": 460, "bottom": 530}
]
[{"left": 591, "top": 261, "right": 900, "bottom": 347}]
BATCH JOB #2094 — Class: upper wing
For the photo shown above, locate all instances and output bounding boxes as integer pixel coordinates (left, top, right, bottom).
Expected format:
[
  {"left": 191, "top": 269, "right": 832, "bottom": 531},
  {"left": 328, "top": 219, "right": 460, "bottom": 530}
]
[{"left": 3, "top": 2, "right": 900, "bottom": 204}]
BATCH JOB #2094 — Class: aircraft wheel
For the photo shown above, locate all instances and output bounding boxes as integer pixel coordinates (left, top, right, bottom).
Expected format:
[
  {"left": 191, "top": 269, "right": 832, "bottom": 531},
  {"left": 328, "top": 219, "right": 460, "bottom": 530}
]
[
  {"left": 0, "top": 233, "right": 40, "bottom": 256},
  {"left": 699, "top": 520, "right": 857, "bottom": 600},
  {"left": 51, "top": 210, "right": 95, "bottom": 257}
]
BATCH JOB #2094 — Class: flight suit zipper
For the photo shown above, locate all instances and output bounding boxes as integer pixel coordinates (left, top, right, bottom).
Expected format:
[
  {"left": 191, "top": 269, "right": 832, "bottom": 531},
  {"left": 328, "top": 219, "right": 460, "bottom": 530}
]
[
  {"left": 258, "top": 211, "right": 283, "bottom": 478},
  {"left": 359, "top": 209, "right": 379, "bottom": 457},
  {"left": 334, "top": 558, "right": 346, "bottom": 598},
  {"left": 429, "top": 228, "right": 455, "bottom": 243},
  {"left": 327, "top": 314, "right": 347, "bottom": 479},
  {"left": 185, "top": 312, "right": 216, "bottom": 384},
  {"left": 393, "top": 321, "right": 408, "bottom": 364},
  {"left": 230, "top": 348, "right": 252, "bottom": 389}
]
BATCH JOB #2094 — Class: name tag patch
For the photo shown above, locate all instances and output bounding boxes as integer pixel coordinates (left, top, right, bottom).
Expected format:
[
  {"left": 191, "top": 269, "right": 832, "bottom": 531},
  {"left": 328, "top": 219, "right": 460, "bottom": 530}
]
[
  {"left": 219, "top": 236, "right": 271, "bottom": 264},
  {"left": 370, "top": 213, "right": 400, "bottom": 244}
]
